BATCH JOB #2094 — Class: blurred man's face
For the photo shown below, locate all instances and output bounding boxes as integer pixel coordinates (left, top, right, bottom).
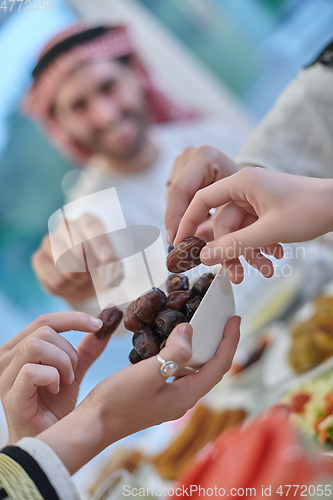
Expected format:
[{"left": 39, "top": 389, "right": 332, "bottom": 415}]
[{"left": 53, "top": 59, "right": 148, "bottom": 161}]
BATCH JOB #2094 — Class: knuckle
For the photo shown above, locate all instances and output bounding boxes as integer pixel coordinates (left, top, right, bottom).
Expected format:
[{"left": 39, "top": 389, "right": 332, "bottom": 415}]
[
  {"left": 198, "top": 144, "right": 211, "bottom": 156},
  {"left": 182, "top": 146, "right": 194, "bottom": 157},
  {"left": 240, "top": 166, "right": 257, "bottom": 184},
  {"left": 176, "top": 343, "right": 192, "bottom": 362},
  {"left": 53, "top": 275, "right": 70, "bottom": 290},
  {"left": 20, "top": 363, "right": 37, "bottom": 378},
  {"left": 24, "top": 337, "right": 44, "bottom": 356},
  {"left": 34, "top": 313, "right": 51, "bottom": 329},
  {"left": 35, "top": 325, "right": 54, "bottom": 342},
  {"left": 225, "top": 232, "right": 244, "bottom": 255}
]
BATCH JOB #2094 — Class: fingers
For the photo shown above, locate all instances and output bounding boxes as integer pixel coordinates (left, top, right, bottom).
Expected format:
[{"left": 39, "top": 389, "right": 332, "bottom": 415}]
[
  {"left": 10, "top": 326, "right": 78, "bottom": 372},
  {"left": 10, "top": 364, "right": 60, "bottom": 400},
  {"left": 5, "top": 312, "right": 103, "bottom": 350},
  {"left": 99, "top": 260, "right": 124, "bottom": 288},
  {"left": 175, "top": 316, "right": 240, "bottom": 400},
  {"left": 166, "top": 147, "right": 239, "bottom": 243},
  {"left": 200, "top": 218, "right": 277, "bottom": 265},
  {"left": 174, "top": 179, "right": 234, "bottom": 246},
  {"left": 165, "top": 178, "right": 197, "bottom": 245},
  {"left": 244, "top": 249, "right": 274, "bottom": 278},
  {"left": 2, "top": 339, "right": 76, "bottom": 391},
  {"left": 223, "top": 259, "right": 245, "bottom": 284},
  {"left": 157, "top": 323, "right": 193, "bottom": 380},
  {"left": 32, "top": 240, "right": 91, "bottom": 296},
  {"left": 78, "top": 214, "right": 118, "bottom": 268},
  {"left": 75, "top": 333, "right": 112, "bottom": 384},
  {"left": 262, "top": 244, "right": 284, "bottom": 260}
]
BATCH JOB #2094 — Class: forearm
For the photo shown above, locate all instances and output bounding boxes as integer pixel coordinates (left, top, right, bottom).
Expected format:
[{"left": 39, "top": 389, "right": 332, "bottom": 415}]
[{"left": 35, "top": 404, "right": 108, "bottom": 476}]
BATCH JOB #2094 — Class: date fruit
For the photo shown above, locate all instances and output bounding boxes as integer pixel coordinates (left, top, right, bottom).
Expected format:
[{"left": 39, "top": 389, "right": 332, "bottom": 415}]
[
  {"left": 129, "top": 348, "right": 143, "bottom": 364},
  {"left": 155, "top": 309, "right": 187, "bottom": 338},
  {"left": 134, "top": 288, "right": 167, "bottom": 322},
  {"left": 166, "top": 237, "right": 207, "bottom": 273},
  {"left": 124, "top": 301, "right": 144, "bottom": 332},
  {"left": 165, "top": 290, "right": 192, "bottom": 312},
  {"left": 166, "top": 274, "right": 189, "bottom": 294},
  {"left": 185, "top": 296, "right": 202, "bottom": 321},
  {"left": 96, "top": 306, "right": 124, "bottom": 339},
  {"left": 191, "top": 273, "right": 215, "bottom": 297},
  {"left": 132, "top": 326, "right": 161, "bottom": 359}
]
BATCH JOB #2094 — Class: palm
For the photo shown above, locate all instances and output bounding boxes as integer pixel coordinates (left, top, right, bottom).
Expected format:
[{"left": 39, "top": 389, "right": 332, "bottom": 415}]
[{"left": 26, "top": 378, "right": 81, "bottom": 435}]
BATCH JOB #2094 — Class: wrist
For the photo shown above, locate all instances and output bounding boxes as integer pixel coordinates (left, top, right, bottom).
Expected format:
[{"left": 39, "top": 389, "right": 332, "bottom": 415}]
[{"left": 35, "top": 404, "right": 109, "bottom": 475}]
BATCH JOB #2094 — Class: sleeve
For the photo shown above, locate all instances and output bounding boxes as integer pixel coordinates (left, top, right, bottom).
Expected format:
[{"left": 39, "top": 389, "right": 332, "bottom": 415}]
[
  {"left": 0, "top": 438, "right": 81, "bottom": 500},
  {"left": 236, "top": 43, "right": 333, "bottom": 178}
]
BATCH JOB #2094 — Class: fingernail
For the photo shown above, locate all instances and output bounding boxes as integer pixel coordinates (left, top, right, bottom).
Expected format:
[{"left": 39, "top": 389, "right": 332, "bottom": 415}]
[
  {"left": 166, "top": 230, "right": 172, "bottom": 244},
  {"left": 200, "top": 246, "right": 213, "bottom": 264},
  {"left": 179, "top": 323, "right": 192, "bottom": 340},
  {"left": 70, "top": 372, "right": 75, "bottom": 384},
  {"left": 90, "top": 317, "right": 103, "bottom": 330}
]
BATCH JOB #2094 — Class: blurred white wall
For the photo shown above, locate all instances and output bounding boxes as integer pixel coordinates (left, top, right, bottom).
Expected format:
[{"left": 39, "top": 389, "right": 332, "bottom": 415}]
[{"left": 67, "top": 0, "right": 255, "bottom": 136}]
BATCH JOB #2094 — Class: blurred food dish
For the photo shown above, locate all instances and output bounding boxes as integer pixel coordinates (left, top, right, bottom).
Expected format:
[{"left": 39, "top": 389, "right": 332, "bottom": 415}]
[
  {"left": 151, "top": 404, "right": 247, "bottom": 481},
  {"left": 283, "top": 370, "right": 333, "bottom": 449}
]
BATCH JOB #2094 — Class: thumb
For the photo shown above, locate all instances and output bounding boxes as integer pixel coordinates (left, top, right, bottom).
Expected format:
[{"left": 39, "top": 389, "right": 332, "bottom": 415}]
[{"left": 75, "top": 333, "right": 111, "bottom": 384}]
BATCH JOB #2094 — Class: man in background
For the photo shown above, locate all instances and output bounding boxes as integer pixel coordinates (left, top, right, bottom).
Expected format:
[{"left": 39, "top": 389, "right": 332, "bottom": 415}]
[{"left": 25, "top": 23, "right": 249, "bottom": 312}]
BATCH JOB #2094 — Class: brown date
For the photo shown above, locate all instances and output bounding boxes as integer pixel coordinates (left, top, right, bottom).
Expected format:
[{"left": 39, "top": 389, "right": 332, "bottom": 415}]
[
  {"left": 166, "top": 237, "right": 207, "bottom": 273},
  {"left": 132, "top": 326, "right": 161, "bottom": 359},
  {"left": 166, "top": 274, "right": 189, "bottom": 294},
  {"left": 155, "top": 309, "right": 187, "bottom": 338},
  {"left": 165, "top": 290, "right": 192, "bottom": 312},
  {"left": 124, "top": 301, "right": 144, "bottom": 332},
  {"left": 134, "top": 288, "right": 167, "bottom": 322},
  {"left": 129, "top": 348, "right": 143, "bottom": 364},
  {"left": 96, "top": 306, "right": 124, "bottom": 339},
  {"left": 186, "top": 296, "right": 202, "bottom": 321},
  {"left": 191, "top": 273, "right": 215, "bottom": 297}
]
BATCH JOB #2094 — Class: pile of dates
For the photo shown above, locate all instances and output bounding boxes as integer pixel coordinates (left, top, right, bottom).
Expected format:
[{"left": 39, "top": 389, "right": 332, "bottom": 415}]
[{"left": 125, "top": 272, "right": 215, "bottom": 364}]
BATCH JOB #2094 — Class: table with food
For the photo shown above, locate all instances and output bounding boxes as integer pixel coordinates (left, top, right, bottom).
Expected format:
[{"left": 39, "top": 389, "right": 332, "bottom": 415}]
[{"left": 64, "top": 234, "right": 333, "bottom": 499}]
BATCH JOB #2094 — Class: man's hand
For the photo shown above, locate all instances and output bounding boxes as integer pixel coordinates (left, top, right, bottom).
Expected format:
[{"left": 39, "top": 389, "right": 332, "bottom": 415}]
[
  {"left": 32, "top": 214, "right": 124, "bottom": 305},
  {"left": 0, "top": 311, "right": 109, "bottom": 444},
  {"left": 36, "top": 316, "right": 240, "bottom": 475},
  {"left": 165, "top": 146, "right": 241, "bottom": 244}
]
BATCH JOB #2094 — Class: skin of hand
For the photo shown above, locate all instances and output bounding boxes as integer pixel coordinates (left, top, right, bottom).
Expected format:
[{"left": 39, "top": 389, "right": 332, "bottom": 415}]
[
  {"left": 174, "top": 167, "right": 333, "bottom": 283},
  {"left": 36, "top": 316, "right": 240, "bottom": 475},
  {"left": 165, "top": 146, "right": 241, "bottom": 244},
  {"left": 32, "top": 213, "right": 124, "bottom": 306},
  {"left": 165, "top": 147, "right": 282, "bottom": 283},
  {"left": 0, "top": 312, "right": 110, "bottom": 444}
]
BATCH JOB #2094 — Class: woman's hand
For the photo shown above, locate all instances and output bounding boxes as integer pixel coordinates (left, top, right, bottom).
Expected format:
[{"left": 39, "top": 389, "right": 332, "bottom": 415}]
[
  {"left": 36, "top": 316, "right": 241, "bottom": 475},
  {"left": 165, "top": 146, "right": 241, "bottom": 244},
  {"left": 0, "top": 312, "right": 108, "bottom": 444},
  {"left": 174, "top": 167, "right": 333, "bottom": 283}
]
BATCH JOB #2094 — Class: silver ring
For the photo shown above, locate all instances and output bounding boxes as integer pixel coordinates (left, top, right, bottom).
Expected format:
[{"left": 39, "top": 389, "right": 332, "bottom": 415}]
[{"left": 157, "top": 353, "right": 178, "bottom": 378}]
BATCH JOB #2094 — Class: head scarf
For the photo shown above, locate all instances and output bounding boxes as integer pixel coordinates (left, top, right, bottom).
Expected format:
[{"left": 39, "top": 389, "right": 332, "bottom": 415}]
[{"left": 22, "top": 23, "right": 194, "bottom": 165}]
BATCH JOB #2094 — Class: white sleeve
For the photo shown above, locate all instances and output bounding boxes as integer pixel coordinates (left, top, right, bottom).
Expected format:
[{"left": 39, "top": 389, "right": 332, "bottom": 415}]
[
  {"left": 16, "top": 437, "right": 81, "bottom": 500},
  {"left": 236, "top": 63, "right": 333, "bottom": 178}
]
